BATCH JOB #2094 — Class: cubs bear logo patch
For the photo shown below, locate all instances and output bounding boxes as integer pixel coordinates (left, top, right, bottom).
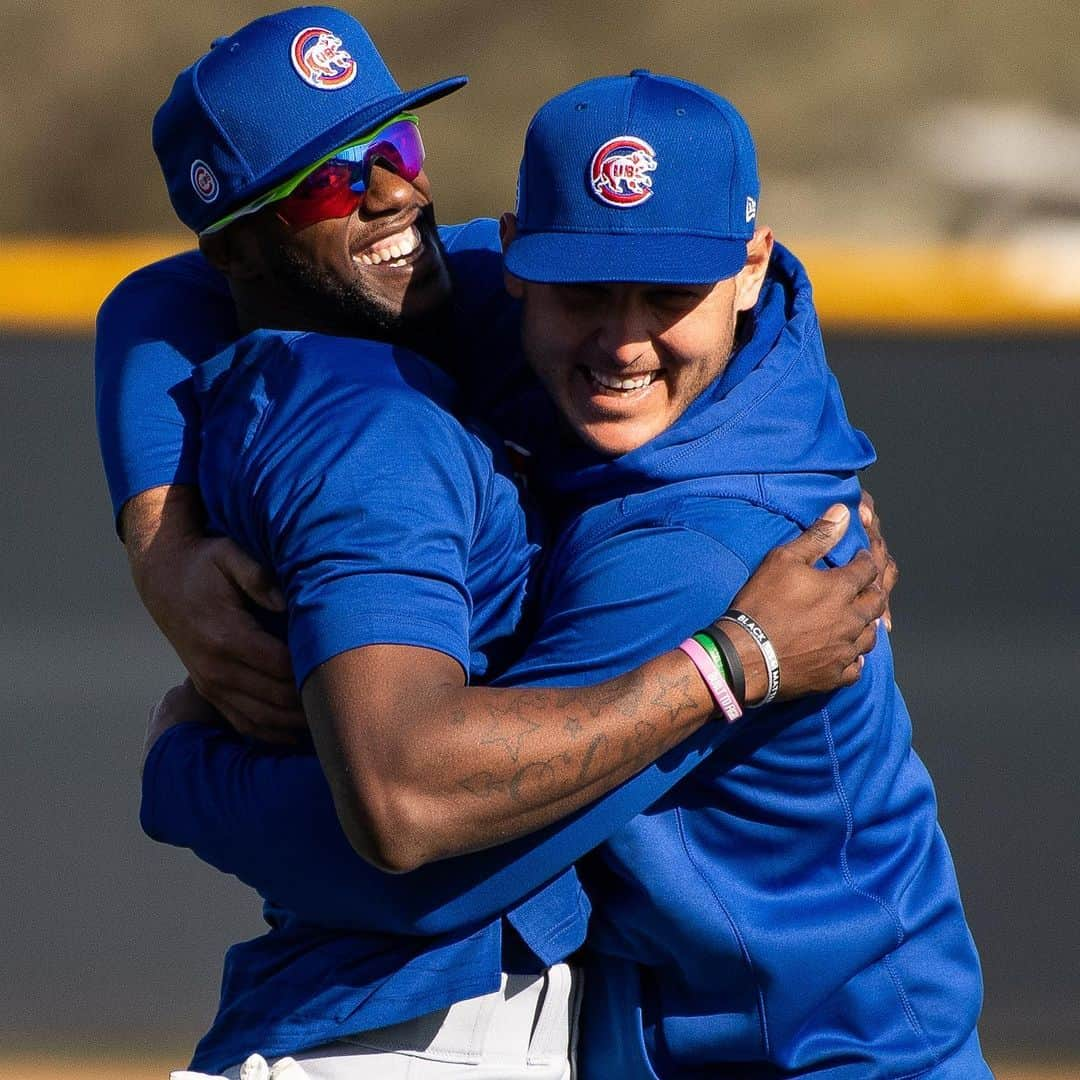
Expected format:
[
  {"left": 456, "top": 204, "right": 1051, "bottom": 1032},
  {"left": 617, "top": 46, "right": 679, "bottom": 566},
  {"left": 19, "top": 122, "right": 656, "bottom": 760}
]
[
  {"left": 291, "top": 27, "right": 357, "bottom": 90},
  {"left": 589, "top": 136, "right": 657, "bottom": 207}
]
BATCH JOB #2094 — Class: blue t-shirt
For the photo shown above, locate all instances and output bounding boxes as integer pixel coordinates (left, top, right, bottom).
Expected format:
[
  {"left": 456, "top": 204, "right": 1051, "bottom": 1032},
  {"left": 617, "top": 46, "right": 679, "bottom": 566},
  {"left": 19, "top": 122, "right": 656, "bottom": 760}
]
[
  {"left": 193, "top": 329, "right": 533, "bottom": 687},
  {"left": 118, "top": 227, "right": 724, "bottom": 1072},
  {"left": 172, "top": 325, "right": 592, "bottom": 1072}
]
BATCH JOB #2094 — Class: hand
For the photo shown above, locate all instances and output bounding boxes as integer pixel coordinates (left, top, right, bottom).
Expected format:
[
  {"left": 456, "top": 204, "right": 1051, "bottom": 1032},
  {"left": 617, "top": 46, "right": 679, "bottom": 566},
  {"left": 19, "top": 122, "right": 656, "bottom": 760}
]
[
  {"left": 123, "top": 486, "right": 304, "bottom": 740},
  {"left": 143, "top": 677, "right": 221, "bottom": 764},
  {"left": 859, "top": 489, "right": 898, "bottom": 632},
  {"left": 725, "top": 504, "right": 885, "bottom": 703},
  {"left": 142, "top": 535, "right": 306, "bottom": 740}
]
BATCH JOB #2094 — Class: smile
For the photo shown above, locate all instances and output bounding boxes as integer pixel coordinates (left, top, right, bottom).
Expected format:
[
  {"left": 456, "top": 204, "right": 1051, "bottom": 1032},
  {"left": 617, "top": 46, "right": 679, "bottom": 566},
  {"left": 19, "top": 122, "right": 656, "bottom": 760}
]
[
  {"left": 582, "top": 366, "right": 660, "bottom": 393},
  {"left": 353, "top": 224, "right": 422, "bottom": 268}
]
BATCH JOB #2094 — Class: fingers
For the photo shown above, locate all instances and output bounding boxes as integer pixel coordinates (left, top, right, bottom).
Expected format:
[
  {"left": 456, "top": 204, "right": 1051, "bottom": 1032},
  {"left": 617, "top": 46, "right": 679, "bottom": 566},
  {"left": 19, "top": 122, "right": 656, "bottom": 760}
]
[
  {"left": 881, "top": 555, "right": 898, "bottom": 631},
  {"left": 223, "top": 717, "right": 304, "bottom": 745},
  {"left": 196, "top": 652, "right": 300, "bottom": 711},
  {"left": 852, "top": 619, "right": 879, "bottom": 660},
  {"left": 197, "top": 600, "right": 295, "bottom": 685},
  {"left": 781, "top": 503, "right": 851, "bottom": 565},
  {"left": 853, "top": 573, "right": 886, "bottom": 620},
  {"left": 195, "top": 683, "right": 307, "bottom": 739},
  {"left": 859, "top": 488, "right": 876, "bottom": 528},
  {"left": 223, "top": 617, "right": 297, "bottom": 686},
  {"left": 216, "top": 538, "right": 286, "bottom": 612},
  {"left": 830, "top": 547, "right": 878, "bottom": 597},
  {"left": 838, "top": 625, "right": 878, "bottom": 688},
  {"left": 837, "top": 656, "right": 864, "bottom": 688},
  {"left": 191, "top": 670, "right": 305, "bottom": 727}
]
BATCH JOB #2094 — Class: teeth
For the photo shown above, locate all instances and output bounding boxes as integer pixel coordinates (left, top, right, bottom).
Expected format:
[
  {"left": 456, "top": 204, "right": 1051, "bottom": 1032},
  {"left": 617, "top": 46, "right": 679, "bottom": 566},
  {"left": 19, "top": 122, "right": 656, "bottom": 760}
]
[
  {"left": 588, "top": 369, "right": 658, "bottom": 391},
  {"left": 355, "top": 225, "right": 419, "bottom": 267}
]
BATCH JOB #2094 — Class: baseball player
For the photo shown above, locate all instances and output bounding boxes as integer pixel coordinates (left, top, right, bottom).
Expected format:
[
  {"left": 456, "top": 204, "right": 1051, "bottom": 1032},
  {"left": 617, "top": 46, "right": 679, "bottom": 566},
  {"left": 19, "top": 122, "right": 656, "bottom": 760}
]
[{"left": 486, "top": 73, "right": 989, "bottom": 1077}]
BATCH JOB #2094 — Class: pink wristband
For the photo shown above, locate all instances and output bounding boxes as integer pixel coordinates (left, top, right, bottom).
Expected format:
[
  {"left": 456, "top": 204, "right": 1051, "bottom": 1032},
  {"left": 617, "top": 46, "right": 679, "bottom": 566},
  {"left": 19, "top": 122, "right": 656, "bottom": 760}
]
[{"left": 678, "top": 637, "right": 743, "bottom": 723}]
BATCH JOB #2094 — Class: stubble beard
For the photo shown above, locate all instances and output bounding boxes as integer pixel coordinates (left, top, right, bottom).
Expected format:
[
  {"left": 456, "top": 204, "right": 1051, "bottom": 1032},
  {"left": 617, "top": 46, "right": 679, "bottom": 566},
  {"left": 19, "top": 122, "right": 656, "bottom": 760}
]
[{"left": 262, "top": 205, "right": 450, "bottom": 345}]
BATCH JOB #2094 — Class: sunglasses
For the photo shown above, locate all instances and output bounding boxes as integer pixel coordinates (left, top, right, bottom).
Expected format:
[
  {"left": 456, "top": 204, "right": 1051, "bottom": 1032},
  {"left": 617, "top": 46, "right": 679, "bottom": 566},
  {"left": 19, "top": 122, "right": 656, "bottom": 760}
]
[{"left": 201, "top": 115, "right": 425, "bottom": 235}]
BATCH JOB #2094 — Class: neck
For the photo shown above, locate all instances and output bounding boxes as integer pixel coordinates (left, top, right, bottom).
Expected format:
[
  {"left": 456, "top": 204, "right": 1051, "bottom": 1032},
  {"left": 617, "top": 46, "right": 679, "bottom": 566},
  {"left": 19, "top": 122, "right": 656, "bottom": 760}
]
[{"left": 230, "top": 283, "right": 454, "bottom": 365}]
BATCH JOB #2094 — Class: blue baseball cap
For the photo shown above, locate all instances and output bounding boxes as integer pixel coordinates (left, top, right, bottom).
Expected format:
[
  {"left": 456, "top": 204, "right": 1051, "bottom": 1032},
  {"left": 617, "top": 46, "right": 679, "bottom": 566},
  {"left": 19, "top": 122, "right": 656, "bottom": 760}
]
[
  {"left": 153, "top": 6, "right": 467, "bottom": 233},
  {"left": 505, "top": 70, "right": 760, "bottom": 285}
]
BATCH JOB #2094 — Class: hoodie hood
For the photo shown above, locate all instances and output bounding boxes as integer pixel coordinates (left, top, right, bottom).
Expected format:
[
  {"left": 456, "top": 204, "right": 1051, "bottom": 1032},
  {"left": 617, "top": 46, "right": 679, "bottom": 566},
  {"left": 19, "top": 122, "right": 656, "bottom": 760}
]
[{"left": 541, "top": 243, "right": 876, "bottom": 503}]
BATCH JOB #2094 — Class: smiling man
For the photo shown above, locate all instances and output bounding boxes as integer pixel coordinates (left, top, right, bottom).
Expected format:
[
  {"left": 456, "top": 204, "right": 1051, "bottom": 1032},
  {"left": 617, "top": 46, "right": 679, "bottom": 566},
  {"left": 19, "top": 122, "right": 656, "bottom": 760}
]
[{"left": 488, "top": 72, "right": 991, "bottom": 1078}]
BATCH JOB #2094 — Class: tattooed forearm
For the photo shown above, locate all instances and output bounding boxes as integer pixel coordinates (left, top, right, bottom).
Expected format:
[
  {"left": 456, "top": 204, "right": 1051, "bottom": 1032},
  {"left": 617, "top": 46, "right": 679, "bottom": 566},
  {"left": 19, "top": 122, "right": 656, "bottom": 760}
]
[
  {"left": 451, "top": 658, "right": 711, "bottom": 827},
  {"left": 307, "top": 644, "right": 716, "bottom": 869},
  {"left": 650, "top": 670, "right": 702, "bottom": 724}
]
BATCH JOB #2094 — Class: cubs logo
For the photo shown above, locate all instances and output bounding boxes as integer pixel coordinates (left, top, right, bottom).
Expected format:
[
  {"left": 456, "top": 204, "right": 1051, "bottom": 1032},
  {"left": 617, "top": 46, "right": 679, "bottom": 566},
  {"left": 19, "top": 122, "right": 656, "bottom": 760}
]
[
  {"left": 291, "top": 27, "right": 357, "bottom": 90},
  {"left": 590, "top": 136, "right": 657, "bottom": 207},
  {"left": 190, "top": 160, "right": 219, "bottom": 203}
]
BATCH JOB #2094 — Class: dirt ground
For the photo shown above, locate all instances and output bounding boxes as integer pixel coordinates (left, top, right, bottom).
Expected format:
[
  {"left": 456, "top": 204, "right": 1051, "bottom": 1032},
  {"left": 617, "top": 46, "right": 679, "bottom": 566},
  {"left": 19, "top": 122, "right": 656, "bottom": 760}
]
[{"left": 3, "top": 1061, "right": 1075, "bottom": 1080}]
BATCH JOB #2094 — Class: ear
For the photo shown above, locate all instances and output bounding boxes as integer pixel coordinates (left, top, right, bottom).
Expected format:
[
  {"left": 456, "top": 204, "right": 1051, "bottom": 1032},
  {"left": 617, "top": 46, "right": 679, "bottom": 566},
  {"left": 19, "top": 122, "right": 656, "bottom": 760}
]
[
  {"left": 733, "top": 225, "right": 774, "bottom": 314},
  {"left": 197, "top": 220, "right": 264, "bottom": 282},
  {"left": 499, "top": 211, "right": 524, "bottom": 299}
]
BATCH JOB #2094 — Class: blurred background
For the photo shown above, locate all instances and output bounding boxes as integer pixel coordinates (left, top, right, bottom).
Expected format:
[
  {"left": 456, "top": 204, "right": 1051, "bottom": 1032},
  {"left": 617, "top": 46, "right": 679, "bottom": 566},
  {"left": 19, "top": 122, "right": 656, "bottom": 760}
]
[{"left": 2, "top": 2, "right": 1077, "bottom": 1077}]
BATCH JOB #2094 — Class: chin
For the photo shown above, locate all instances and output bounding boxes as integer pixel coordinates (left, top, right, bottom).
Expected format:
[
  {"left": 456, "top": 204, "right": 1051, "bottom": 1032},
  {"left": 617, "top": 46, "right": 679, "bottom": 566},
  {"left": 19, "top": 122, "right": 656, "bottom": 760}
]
[{"left": 577, "top": 420, "right": 659, "bottom": 459}]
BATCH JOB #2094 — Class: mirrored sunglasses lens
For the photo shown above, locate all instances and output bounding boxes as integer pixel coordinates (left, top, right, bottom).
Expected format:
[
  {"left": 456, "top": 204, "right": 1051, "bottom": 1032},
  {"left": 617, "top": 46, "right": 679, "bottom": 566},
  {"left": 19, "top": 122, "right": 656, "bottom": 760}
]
[
  {"left": 360, "top": 121, "right": 425, "bottom": 183},
  {"left": 276, "top": 167, "right": 362, "bottom": 228},
  {"left": 275, "top": 121, "right": 424, "bottom": 229}
]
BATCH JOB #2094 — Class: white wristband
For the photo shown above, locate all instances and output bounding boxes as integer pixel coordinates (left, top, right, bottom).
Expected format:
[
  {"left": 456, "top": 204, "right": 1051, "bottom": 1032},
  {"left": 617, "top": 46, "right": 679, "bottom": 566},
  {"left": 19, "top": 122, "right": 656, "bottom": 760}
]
[{"left": 722, "top": 609, "right": 781, "bottom": 706}]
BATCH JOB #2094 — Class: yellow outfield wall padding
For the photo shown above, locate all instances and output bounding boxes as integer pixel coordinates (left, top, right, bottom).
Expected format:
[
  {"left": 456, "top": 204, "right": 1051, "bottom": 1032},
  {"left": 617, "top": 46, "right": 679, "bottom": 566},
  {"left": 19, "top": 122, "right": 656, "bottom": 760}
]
[
  {"left": 3, "top": 235, "right": 1080, "bottom": 333},
  {"left": 0, "top": 237, "right": 191, "bottom": 332}
]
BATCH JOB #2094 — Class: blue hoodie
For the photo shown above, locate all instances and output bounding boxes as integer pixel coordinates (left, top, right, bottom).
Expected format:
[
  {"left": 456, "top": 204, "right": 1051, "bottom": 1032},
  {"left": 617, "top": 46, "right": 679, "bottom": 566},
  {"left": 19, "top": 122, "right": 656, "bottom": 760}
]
[{"left": 488, "top": 244, "right": 988, "bottom": 1078}]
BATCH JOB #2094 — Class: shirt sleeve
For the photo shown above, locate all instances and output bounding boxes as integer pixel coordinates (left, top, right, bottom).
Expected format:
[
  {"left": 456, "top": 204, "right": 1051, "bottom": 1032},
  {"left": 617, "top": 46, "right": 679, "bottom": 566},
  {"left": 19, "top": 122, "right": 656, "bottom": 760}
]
[
  {"left": 241, "top": 382, "right": 487, "bottom": 686},
  {"left": 141, "top": 523, "right": 771, "bottom": 934},
  {"left": 93, "top": 253, "right": 236, "bottom": 525}
]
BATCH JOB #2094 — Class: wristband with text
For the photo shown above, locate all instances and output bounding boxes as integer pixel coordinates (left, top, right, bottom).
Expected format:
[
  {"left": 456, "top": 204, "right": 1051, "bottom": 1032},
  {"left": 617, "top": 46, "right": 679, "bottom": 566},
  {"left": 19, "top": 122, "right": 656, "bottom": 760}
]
[
  {"left": 678, "top": 637, "right": 743, "bottom": 724},
  {"left": 719, "top": 608, "right": 780, "bottom": 706}
]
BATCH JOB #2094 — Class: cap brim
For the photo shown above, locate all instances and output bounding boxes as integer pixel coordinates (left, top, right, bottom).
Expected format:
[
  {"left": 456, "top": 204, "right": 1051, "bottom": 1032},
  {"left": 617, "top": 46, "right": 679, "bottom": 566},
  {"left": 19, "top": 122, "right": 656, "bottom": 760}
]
[
  {"left": 395, "top": 74, "right": 470, "bottom": 117},
  {"left": 504, "top": 230, "right": 748, "bottom": 285},
  {"left": 241, "top": 75, "right": 468, "bottom": 213}
]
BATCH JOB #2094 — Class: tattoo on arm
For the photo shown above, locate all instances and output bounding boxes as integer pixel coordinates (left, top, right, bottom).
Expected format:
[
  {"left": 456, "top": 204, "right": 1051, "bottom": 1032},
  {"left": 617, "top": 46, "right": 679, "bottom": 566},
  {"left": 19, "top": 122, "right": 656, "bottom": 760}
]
[{"left": 454, "top": 664, "right": 707, "bottom": 809}]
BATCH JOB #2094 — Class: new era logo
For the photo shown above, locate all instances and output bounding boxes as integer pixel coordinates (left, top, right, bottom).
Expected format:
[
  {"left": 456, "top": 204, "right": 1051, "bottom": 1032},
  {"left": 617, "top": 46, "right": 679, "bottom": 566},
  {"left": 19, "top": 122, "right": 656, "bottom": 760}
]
[{"left": 746, "top": 196, "right": 757, "bottom": 223}]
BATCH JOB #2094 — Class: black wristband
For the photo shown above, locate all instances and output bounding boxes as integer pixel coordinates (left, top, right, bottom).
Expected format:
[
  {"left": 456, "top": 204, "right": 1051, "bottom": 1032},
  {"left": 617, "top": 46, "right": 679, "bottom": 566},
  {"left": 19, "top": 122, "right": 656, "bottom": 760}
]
[{"left": 703, "top": 623, "right": 746, "bottom": 708}]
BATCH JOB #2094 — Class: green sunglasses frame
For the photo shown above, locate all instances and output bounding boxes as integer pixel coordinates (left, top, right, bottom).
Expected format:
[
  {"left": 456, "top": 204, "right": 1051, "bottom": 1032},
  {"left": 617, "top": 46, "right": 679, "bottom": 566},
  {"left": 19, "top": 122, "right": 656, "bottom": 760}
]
[{"left": 200, "top": 113, "right": 420, "bottom": 236}]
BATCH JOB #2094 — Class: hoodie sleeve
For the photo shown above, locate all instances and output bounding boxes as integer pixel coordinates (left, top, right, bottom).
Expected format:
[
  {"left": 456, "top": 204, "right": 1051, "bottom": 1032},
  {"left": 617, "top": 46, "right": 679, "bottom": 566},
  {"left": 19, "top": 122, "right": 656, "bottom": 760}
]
[{"left": 140, "top": 522, "right": 771, "bottom": 935}]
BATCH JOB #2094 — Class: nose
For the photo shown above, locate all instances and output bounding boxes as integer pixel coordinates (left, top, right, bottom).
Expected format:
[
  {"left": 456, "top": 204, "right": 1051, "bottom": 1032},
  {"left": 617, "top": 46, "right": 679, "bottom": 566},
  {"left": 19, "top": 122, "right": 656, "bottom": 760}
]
[
  {"left": 360, "top": 161, "right": 417, "bottom": 216},
  {"left": 595, "top": 306, "right": 652, "bottom": 369}
]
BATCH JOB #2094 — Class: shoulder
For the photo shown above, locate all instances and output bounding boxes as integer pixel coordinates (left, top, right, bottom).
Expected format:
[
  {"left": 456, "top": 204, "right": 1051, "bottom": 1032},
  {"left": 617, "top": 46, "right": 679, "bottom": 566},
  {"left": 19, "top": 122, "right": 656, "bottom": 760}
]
[
  {"left": 563, "top": 485, "right": 799, "bottom": 569},
  {"left": 215, "top": 332, "right": 491, "bottom": 499},
  {"left": 98, "top": 250, "right": 229, "bottom": 317},
  {"left": 662, "top": 491, "right": 802, "bottom": 567},
  {"left": 440, "top": 217, "right": 506, "bottom": 311},
  {"left": 438, "top": 217, "right": 501, "bottom": 259},
  {"left": 264, "top": 333, "right": 467, "bottom": 443},
  {"left": 96, "top": 250, "right": 236, "bottom": 364},
  {"left": 554, "top": 513, "right": 752, "bottom": 600}
]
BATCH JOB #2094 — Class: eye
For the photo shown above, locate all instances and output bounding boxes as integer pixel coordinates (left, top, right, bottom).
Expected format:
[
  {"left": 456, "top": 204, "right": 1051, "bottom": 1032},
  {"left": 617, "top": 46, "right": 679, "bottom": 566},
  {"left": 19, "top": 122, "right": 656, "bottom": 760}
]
[
  {"left": 648, "top": 287, "right": 705, "bottom": 313},
  {"left": 554, "top": 284, "right": 608, "bottom": 311},
  {"left": 295, "top": 163, "right": 353, "bottom": 197}
]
